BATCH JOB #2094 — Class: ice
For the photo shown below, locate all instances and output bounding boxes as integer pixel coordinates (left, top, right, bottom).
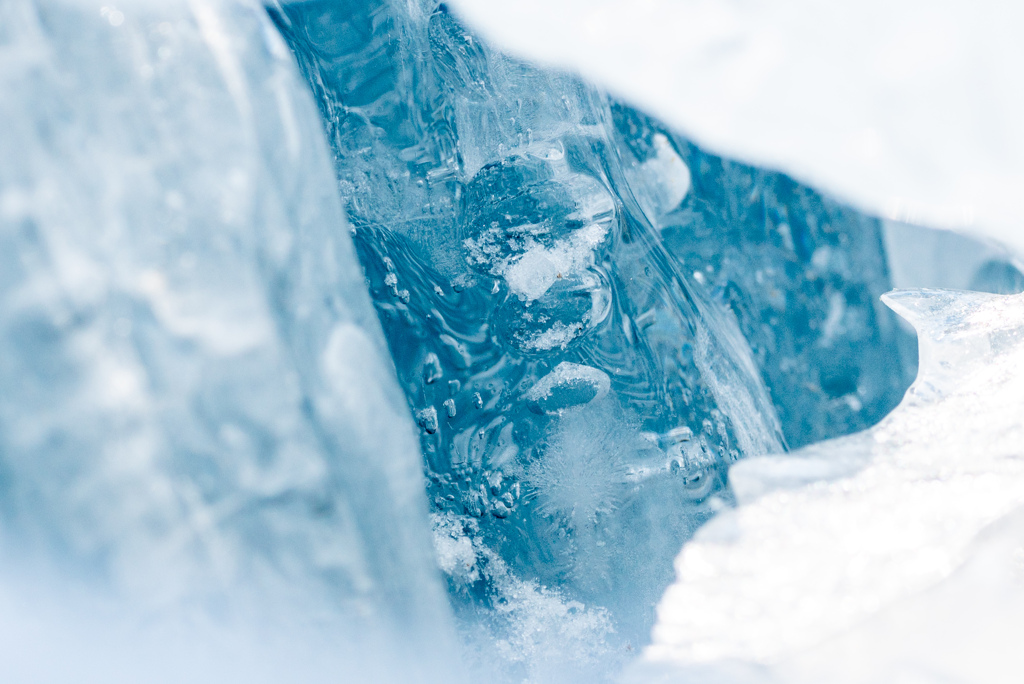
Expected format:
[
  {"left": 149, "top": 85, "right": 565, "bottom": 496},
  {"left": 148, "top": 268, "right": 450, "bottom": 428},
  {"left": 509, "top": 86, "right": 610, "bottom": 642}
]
[
  {"left": 610, "top": 103, "right": 918, "bottom": 447},
  {"left": 272, "top": 0, "right": 914, "bottom": 668},
  {"left": 884, "top": 221, "right": 1024, "bottom": 294},
  {"left": 626, "top": 133, "right": 692, "bottom": 223},
  {"left": 525, "top": 362, "right": 611, "bottom": 413},
  {"left": 637, "top": 288, "right": 1024, "bottom": 681},
  {"left": 432, "top": 512, "right": 620, "bottom": 683},
  {"left": 272, "top": 0, "right": 794, "bottom": 660},
  {"left": 451, "top": 0, "right": 1024, "bottom": 258},
  {"left": 0, "top": 0, "right": 456, "bottom": 679},
  {"left": 4, "top": 0, "right": 998, "bottom": 681}
]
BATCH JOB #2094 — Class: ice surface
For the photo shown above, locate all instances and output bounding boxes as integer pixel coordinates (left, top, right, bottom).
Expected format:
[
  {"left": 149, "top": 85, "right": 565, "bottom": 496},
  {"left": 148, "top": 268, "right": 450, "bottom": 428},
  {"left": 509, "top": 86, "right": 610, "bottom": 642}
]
[
  {"left": 3, "top": 0, "right": 998, "bottom": 682},
  {"left": 272, "top": 0, "right": 915, "bottom": 671},
  {"left": 609, "top": 105, "right": 914, "bottom": 447},
  {"left": 272, "top": 1, "right": 787, "bottom": 664},
  {"left": 884, "top": 221, "right": 1024, "bottom": 294},
  {"left": 637, "top": 288, "right": 1024, "bottom": 681},
  {"left": 451, "top": 0, "right": 1024, "bottom": 257},
  {"left": 0, "top": 0, "right": 456, "bottom": 679}
]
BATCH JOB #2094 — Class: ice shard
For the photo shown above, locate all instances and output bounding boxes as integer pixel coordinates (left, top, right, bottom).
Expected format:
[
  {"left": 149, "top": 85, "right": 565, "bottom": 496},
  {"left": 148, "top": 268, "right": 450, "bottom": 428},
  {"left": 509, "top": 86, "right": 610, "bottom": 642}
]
[{"left": 0, "top": 0, "right": 456, "bottom": 679}]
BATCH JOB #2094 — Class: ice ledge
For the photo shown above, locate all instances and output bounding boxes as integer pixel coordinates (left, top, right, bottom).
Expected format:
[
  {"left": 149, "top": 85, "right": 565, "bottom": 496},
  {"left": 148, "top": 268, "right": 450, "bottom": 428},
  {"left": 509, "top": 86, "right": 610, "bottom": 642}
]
[{"left": 639, "top": 289, "right": 1024, "bottom": 678}]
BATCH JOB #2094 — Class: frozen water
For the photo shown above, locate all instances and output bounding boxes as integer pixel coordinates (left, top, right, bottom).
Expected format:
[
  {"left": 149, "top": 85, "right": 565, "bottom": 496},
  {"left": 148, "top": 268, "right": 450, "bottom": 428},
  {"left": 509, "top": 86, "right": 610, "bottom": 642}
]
[
  {"left": 637, "top": 288, "right": 1024, "bottom": 682},
  {"left": 272, "top": 0, "right": 788, "bottom": 662},
  {"left": 884, "top": 221, "right": 1024, "bottom": 295},
  {"left": 609, "top": 105, "right": 915, "bottom": 447},
  {"left": 271, "top": 0, "right": 915, "bottom": 668},
  {"left": 451, "top": 0, "right": 1024, "bottom": 257},
  {"left": 4, "top": 0, "right": 1009, "bottom": 682},
  {"left": 524, "top": 362, "right": 611, "bottom": 412},
  {"left": 0, "top": 0, "right": 456, "bottom": 679}
]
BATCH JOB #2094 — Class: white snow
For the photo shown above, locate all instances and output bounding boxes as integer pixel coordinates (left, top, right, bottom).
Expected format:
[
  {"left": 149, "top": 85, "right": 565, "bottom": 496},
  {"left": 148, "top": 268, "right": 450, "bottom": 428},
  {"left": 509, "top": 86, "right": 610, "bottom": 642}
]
[{"left": 635, "top": 289, "right": 1024, "bottom": 680}]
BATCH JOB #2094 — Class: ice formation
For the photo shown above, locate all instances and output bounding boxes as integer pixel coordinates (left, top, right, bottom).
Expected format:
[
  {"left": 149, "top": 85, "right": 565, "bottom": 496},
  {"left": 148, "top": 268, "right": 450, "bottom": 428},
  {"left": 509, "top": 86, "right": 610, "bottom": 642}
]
[
  {"left": 885, "top": 221, "right": 1024, "bottom": 294},
  {"left": 270, "top": 0, "right": 916, "bottom": 668},
  {"left": 637, "top": 289, "right": 1024, "bottom": 682},
  {"left": 451, "top": 0, "right": 1024, "bottom": 255},
  {"left": 0, "top": 0, "right": 456, "bottom": 679},
  {"left": 4, "top": 0, "right": 1023, "bottom": 682}
]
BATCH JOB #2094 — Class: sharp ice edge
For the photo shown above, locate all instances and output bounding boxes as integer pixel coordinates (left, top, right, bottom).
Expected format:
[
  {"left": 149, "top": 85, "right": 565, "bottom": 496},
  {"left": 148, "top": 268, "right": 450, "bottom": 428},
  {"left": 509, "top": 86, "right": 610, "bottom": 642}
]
[{"left": 639, "top": 289, "right": 1024, "bottom": 681}]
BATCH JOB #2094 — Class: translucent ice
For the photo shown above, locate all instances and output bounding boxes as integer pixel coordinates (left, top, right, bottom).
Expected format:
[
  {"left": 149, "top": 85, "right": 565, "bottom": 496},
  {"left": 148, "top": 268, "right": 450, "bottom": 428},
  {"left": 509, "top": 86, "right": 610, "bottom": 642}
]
[
  {"left": 272, "top": 0, "right": 914, "bottom": 667},
  {"left": 638, "top": 288, "right": 1024, "bottom": 681},
  {"left": 0, "top": 0, "right": 456, "bottom": 678},
  {"left": 885, "top": 221, "right": 1024, "bottom": 294},
  {"left": 451, "top": 0, "right": 1024, "bottom": 257},
  {"left": 272, "top": 2, "right": 790, "bottom": 661}
]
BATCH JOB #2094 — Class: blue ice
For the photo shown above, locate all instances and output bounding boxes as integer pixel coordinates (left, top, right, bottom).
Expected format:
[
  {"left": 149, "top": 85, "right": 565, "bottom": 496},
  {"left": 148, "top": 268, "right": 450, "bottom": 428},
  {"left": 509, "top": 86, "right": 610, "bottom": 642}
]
[
  {"left": 4, "top": 0, "right": 1019, "bottom": 682},
  {"left": 270, "top": 0, "right": 918, "bottom": 674}
]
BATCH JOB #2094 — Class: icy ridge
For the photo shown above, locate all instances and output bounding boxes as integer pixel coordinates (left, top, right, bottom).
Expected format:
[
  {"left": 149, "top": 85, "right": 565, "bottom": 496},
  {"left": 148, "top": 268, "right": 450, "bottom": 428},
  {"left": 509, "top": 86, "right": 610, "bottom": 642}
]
[{"left": 640, "top": 289, "right": 1024, "bottom": 680}]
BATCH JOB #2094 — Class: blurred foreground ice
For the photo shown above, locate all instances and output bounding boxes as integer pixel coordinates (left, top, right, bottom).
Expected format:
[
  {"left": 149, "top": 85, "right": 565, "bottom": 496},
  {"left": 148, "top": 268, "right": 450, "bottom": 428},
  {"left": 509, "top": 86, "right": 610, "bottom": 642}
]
[{"left": 0, "top": 0, "right": 456, "bottom": 680}]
